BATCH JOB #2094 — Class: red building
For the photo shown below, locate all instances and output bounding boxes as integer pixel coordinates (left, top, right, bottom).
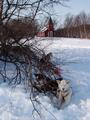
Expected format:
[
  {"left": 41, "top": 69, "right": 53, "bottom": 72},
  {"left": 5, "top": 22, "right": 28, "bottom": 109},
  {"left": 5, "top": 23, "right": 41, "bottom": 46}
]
[{"left": 37, "top": 17, "right": 54, "bottom": 37}]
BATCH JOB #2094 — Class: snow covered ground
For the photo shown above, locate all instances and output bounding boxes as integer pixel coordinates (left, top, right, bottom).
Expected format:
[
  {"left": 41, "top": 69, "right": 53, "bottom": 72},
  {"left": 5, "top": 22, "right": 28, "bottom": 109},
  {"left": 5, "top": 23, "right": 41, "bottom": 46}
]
[{"left": 0, "top": 37, "right": 90, "bottom": 120}]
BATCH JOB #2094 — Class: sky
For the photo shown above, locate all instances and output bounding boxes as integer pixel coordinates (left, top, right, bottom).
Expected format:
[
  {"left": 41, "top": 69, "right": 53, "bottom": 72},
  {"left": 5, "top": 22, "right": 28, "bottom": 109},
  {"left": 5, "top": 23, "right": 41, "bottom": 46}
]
[{"left": 52, "top": 0, "right": 90, "bottom": 26}]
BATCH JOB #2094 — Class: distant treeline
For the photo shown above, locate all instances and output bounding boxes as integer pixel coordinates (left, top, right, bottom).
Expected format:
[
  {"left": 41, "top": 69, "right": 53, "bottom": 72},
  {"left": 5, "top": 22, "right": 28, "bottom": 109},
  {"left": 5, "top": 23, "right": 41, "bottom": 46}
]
[{"left": 55, "top": 12, "right": 90, "bottom": 38}]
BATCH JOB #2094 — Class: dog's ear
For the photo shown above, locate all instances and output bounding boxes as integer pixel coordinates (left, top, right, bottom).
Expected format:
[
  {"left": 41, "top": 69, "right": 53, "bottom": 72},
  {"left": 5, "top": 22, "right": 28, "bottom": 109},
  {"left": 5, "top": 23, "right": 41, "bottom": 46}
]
[
  {"left": 56, "top": 80, "right": 61, "bottom": 85},
  {"left": 66, "top": 80, "right": 70, "bottom": 84}
]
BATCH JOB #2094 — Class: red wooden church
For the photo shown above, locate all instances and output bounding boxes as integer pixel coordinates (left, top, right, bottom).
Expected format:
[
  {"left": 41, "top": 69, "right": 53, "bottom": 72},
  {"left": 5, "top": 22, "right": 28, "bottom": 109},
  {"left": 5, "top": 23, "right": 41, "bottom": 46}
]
[{"left": 37, "top": 17, "right": 54, "bottom": 37}]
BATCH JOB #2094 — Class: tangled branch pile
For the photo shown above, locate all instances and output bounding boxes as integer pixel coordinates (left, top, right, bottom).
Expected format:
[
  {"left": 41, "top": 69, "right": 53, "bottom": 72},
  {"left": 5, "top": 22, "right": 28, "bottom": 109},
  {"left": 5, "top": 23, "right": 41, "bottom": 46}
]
[{"left": 0, "top": 27, "right": 61, "bottom": 94}]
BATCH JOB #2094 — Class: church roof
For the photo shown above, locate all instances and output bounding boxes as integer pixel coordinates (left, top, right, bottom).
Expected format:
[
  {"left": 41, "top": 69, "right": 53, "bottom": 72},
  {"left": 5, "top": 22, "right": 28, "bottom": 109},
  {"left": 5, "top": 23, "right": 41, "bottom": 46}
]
[
  {"left": 48, "top": 17, "right": 53, "bottom": 25},
  {"left": 41, "top": 26, "right": 48, "bottom": 32},
  {"left": 38, "top": 17, "right": 53, "bottom": 32}
]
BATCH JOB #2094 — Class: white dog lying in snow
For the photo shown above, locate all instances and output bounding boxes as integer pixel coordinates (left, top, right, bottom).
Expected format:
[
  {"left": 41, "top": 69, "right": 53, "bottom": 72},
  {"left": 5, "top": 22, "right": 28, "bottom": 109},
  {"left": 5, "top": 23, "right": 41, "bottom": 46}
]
[{"left": 57, "top": 79, "right": 72, "bottom": 109}]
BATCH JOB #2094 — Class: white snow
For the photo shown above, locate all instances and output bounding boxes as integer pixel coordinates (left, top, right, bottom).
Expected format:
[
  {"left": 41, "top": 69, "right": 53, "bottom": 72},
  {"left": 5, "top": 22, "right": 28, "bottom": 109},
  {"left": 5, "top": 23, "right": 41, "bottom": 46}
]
[{"left": 0, "top": 37, "right": 90, "bottom": 120}]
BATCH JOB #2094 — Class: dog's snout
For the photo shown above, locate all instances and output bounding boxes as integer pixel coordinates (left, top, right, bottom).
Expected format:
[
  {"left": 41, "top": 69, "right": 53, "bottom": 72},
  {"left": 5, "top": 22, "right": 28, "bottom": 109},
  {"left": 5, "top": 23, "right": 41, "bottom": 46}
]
[{"left": 62, "top": 88, "right": 64, "bottom": 91}]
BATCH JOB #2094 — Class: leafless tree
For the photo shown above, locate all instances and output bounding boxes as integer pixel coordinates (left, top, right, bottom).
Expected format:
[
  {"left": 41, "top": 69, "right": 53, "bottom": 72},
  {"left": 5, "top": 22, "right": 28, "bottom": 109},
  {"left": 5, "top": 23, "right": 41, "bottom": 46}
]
[
  {"left": 78, "top": 12, "right": 88, "bottom": 38},
  {"left": 64, "top": 13, "right": 74, "bottom": 37},
  {"left": 64, "top": 14, "right": 74, "bottom": 28}
]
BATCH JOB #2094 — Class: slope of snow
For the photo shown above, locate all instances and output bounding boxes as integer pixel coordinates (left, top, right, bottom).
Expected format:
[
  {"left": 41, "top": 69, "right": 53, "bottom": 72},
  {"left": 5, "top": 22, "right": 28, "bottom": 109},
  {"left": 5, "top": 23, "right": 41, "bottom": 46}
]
[
  {"left": 0, "top": 37, "right": 90, "bottom": 120},
  {"left": 35, "top": 37, "right": 90, "bottom": 49}
]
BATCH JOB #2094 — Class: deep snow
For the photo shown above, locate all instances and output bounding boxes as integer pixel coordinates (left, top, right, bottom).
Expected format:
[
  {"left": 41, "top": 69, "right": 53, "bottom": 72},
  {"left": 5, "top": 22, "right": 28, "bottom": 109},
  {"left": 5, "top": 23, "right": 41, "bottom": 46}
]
[{"left": 0, "top": 37, "right": 90, "bottom": 120}]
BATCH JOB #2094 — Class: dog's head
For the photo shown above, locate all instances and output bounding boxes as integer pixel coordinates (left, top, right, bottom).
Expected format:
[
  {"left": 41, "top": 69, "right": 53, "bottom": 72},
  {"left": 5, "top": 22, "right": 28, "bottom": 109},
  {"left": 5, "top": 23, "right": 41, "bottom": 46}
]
[{"left": 57, "top": 80, "right": 70, "bottom": 92}]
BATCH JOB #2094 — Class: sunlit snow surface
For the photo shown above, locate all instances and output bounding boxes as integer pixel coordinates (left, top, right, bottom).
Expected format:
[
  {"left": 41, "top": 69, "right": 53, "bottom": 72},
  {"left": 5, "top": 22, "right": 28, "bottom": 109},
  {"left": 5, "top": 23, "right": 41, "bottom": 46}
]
[{"left": 0, "top": 37, "right": 90, "bottom": 120}]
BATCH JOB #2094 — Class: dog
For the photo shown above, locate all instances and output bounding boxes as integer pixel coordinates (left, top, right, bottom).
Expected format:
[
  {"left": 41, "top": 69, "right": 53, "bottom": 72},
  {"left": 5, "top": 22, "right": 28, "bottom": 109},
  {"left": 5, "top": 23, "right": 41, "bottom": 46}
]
[
  {"left": 57, "top": 79, "right": 72, "bottom": 109},
  {"left": 34, "top": 73, "right": 63, "bottom": 95}
]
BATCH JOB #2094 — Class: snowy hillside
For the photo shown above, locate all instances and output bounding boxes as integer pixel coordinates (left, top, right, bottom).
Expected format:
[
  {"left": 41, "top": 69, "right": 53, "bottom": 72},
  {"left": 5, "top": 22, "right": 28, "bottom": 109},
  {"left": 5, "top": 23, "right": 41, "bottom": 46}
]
[{"left": 0, "top": 37, "right": 90, "bottom": 120}]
